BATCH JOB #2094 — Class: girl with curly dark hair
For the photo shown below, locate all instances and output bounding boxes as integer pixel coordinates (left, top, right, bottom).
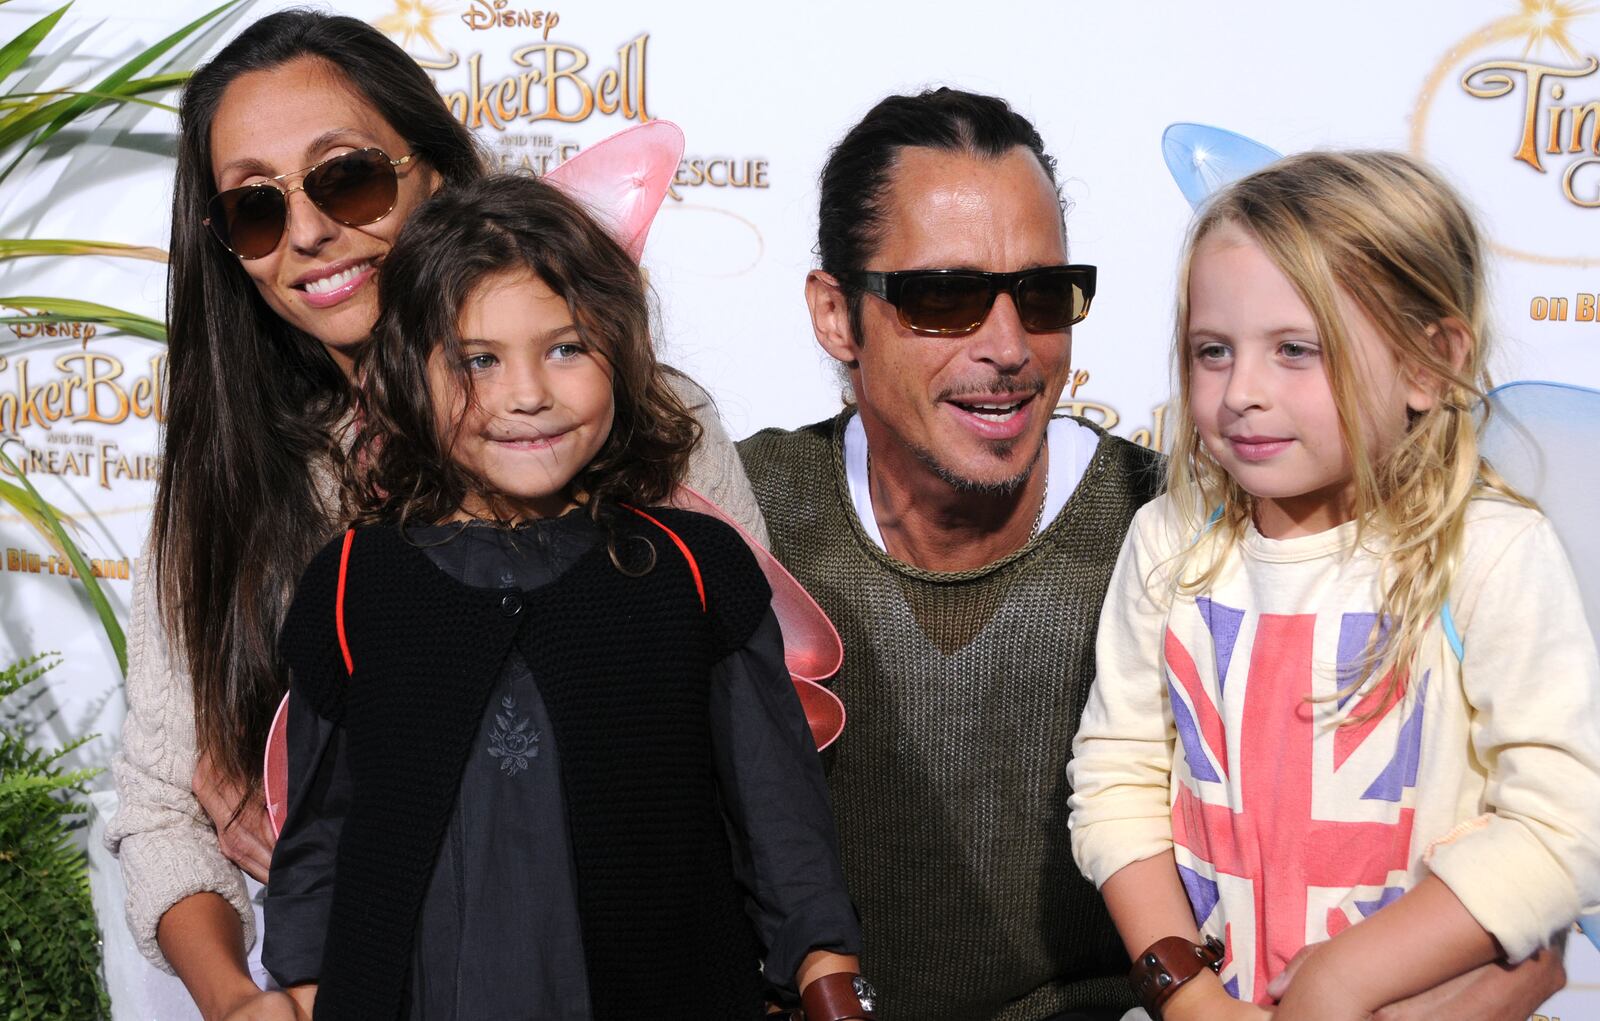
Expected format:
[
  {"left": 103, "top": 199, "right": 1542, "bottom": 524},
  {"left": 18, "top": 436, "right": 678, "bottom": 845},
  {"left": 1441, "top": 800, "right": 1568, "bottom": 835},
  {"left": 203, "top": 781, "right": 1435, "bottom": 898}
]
[{"left": 260, "top": 175, "right": 862, "bottom": 1020}]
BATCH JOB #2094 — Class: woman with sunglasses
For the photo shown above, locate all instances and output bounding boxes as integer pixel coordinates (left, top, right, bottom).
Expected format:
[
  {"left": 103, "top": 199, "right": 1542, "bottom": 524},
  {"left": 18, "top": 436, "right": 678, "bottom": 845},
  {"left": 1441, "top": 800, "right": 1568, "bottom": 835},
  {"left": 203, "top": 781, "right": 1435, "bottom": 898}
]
[{"left": 104, "top": 12, "right": 765, "bottom": 1020}]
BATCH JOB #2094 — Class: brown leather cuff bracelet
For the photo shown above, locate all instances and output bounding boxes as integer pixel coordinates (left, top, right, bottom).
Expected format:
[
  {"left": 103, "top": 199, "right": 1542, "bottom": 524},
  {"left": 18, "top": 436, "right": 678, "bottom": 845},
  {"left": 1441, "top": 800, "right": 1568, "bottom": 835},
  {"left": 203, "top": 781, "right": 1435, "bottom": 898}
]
[
  {"left": 800, "top": 972, "right": 877, "bottom": 1021},
  {"left": 1128, "top": 934, "right": 1225, "bottom": 1020}
]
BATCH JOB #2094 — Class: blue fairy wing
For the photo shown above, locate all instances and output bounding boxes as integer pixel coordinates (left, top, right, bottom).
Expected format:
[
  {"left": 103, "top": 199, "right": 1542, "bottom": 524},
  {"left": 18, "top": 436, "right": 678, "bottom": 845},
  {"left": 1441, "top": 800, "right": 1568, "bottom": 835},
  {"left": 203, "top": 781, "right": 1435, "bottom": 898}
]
[
  {"left": 1482, "top": 380, "right": 1600, "bottom": 949},
  {"left": 1161, "top": 123, "right": 1282, "bottom": 211},
  {"left": 1482, "top": 381, "right": 1600, "bottom": 643}
]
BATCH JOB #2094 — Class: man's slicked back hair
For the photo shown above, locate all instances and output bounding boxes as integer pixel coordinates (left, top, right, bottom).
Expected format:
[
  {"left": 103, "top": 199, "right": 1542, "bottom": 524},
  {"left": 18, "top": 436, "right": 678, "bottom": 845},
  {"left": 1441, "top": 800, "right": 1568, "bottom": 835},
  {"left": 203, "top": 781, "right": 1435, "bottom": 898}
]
[{"left": 816, "top": 87, "right": 1063, "bottom": 343}]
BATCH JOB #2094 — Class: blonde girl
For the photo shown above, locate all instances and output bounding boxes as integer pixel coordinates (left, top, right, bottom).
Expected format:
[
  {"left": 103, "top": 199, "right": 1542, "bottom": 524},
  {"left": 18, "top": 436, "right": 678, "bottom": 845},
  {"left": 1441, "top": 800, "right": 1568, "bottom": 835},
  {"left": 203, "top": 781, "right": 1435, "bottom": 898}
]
[{"left": 1068, "top": 150, "right": 1600, "bottom": 1021}]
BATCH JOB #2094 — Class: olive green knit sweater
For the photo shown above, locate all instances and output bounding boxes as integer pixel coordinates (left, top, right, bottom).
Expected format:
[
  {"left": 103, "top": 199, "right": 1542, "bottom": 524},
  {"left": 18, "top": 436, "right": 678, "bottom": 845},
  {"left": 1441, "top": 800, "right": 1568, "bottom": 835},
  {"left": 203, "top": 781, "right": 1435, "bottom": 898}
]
[{"left": 738, "top": 411, "right": 1161, "bottom": 1021}]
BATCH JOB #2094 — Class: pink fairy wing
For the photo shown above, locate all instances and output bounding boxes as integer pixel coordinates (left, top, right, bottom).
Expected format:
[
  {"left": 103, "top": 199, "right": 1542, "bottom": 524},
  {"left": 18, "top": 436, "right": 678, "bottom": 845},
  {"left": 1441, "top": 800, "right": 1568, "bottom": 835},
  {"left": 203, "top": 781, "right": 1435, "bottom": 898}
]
[
  {"left": 264, "top": 692, "right": 290, "bottom": 837},
  {"left": 543, "top": 120, "right": 684, "bottom": 262},
  {"left": 670, "top": 484, "right": 847, "bottom": 750},
  {"left": 543, "top": 124, "right": 845, "bottom": 740}
]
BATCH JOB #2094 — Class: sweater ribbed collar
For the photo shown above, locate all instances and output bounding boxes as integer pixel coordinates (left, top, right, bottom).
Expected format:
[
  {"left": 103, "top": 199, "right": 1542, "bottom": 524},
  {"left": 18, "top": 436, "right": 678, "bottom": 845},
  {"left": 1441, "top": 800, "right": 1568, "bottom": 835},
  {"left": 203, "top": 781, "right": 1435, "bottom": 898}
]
[{"left": 824, "top": 407, "right": 1121, "bottom": 584}]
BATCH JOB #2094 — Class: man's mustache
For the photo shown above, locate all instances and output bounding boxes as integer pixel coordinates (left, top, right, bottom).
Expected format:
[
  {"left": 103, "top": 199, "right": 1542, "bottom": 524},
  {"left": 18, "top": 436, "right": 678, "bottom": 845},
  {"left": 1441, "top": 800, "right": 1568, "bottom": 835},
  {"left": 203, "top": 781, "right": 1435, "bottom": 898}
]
[{"left": 934, "top": 373, "right": 1048, "bottom": 402}]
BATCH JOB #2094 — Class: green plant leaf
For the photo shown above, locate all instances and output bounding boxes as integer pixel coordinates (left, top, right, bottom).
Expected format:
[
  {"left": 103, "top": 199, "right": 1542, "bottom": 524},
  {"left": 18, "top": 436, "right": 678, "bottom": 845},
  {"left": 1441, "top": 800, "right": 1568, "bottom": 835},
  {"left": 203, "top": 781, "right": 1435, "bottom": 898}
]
[
  {"left": 0, "top": 87, "right": 178, "bottom": 115},
  {"left": 0, "top": 89, "right": 62, "bottom": 145},
  {"left": 0, "top": 75, "right": 193, "bottom": 150},
  {"left": 0, "top": 4, "right": 71, "bottom": 84},
  {"left": 0, "top": 71, "right": 194, "bottom": 119},
  {"left": 0, "top": 652, "right": 111, "bottom": 1019},
  {"left": 0, "top": 93, "right": 99, "bottom": 149},
  {"left": 0, "top": 769, "right": 98, "bottom": 800},
  {"left": 0, "top": 477, "right": 77, "bottom": 547},
  {"left": 0, "top": 0, "right": 244, "bottom": 183},
  {"left": 0, "top": 442, "right": 126, "bottom": 674},
  {"left": 0, "top": 80, "right": 155, "bottom": 154},
  {"left": 0, "top": 297, "right": 165, "bottom": 341},
  {"left": 0, "top": 239, "right": 165, "bottom": 262}
]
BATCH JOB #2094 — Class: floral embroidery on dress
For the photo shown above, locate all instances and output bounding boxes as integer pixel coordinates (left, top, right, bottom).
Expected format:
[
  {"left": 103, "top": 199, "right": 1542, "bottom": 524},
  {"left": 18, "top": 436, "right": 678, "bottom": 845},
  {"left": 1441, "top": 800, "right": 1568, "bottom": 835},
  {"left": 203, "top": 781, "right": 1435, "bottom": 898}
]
[{"left": 487, "top": 694, "right": 540, "bottom": 776}]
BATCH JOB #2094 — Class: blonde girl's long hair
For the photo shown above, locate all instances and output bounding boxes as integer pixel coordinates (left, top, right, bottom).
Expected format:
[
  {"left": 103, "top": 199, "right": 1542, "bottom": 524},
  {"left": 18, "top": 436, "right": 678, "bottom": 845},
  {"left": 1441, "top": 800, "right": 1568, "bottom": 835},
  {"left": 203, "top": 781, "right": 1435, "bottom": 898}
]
[{"left": 1165, "top": 150, "right": 1528, "bottom": 707}]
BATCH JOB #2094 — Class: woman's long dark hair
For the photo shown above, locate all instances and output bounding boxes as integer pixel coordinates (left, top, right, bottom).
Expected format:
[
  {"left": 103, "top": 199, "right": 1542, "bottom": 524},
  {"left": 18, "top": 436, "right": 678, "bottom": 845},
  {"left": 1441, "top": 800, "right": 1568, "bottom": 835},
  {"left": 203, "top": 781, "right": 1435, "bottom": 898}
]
[
  {"left": 156, "top": 10, "right": 482, "bottom": 797},
  {"left": 346, "top": 175, "right": 700, "bottom": 533}
]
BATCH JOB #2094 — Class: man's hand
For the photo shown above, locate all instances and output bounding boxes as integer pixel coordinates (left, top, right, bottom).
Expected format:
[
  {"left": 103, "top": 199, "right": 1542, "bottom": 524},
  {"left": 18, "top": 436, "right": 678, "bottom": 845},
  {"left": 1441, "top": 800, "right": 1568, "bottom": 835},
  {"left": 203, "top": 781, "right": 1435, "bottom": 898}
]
[
  {"left": 1372, "top": 945, "right": 1565, "bottom": 1021},
  {"left": 192, "top": 748, "right": 276, "bottom": 881},
  {"left": 1267, "top": 939, "right": 1566, "bottom": 1021},
  {"left": 218, "top": 990, "right": 304, "bottom": 1021}
]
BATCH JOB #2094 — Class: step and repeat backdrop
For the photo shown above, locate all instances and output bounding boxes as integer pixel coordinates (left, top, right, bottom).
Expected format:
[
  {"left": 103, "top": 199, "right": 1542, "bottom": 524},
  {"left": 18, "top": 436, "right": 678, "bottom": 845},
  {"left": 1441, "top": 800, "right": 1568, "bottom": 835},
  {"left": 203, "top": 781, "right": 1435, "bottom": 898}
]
[{"left": 0, "top": 0, "right": 1596, "bottom": 1017}]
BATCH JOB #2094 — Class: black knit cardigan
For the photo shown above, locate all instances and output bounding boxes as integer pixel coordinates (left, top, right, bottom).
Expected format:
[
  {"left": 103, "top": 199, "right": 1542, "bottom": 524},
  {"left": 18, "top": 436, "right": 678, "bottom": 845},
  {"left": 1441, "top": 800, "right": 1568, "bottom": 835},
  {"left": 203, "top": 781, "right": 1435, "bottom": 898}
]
[{"left": 277, "top": 508, "right": 771, "bottom": 1020}]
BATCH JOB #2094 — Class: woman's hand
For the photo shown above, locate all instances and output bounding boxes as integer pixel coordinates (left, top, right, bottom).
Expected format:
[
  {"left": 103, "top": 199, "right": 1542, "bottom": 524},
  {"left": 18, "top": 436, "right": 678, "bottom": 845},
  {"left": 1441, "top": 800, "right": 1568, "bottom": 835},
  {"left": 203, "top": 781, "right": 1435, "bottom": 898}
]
[
  {"left": 796, "top": 949, "right": 865, "bottom": 1019},
  {"left": 193, "top": 748, "right": 276, "bottom": 881},
  {"left": 218, "top": 990, "right": 304, "bottom": 1021}
]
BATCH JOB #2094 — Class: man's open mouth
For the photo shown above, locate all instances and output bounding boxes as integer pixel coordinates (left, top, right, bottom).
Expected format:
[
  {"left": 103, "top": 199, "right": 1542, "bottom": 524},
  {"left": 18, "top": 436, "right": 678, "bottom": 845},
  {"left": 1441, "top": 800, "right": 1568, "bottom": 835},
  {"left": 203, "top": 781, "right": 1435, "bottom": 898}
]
[{"left": 947, "top": 394, "right": 1034, "bottom": 423}]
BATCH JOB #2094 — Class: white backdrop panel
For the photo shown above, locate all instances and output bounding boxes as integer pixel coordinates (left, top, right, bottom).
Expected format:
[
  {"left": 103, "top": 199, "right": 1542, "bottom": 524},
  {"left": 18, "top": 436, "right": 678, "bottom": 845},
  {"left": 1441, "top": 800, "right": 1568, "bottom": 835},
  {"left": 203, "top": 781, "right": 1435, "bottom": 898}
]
[{"left": 0, "top": 2, "right": 1594, "bottom": 1016}]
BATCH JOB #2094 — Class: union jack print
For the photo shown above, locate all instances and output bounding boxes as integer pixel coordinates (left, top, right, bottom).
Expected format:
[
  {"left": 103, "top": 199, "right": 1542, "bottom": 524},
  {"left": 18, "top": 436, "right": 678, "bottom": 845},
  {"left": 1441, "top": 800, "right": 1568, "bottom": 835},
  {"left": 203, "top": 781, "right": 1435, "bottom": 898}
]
[{"left": 1165, "top": 598, "right": 1428, "bottom": 1004}]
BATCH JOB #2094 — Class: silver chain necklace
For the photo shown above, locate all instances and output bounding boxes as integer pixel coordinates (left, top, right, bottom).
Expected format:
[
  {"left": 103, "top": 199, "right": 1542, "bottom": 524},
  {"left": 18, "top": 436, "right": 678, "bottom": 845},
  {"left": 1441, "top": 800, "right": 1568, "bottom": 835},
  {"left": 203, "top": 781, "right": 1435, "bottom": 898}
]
[{"left": 867, "top": 448, "right": 1050, "bottom": 537}]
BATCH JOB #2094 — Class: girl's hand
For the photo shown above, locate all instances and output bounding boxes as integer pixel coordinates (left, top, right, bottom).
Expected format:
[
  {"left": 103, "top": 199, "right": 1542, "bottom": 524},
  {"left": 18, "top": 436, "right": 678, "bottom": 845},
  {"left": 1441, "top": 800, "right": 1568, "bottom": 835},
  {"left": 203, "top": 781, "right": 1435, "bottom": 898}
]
[
  {"left": 1267, "top": 943, "right": 1320, "bottom": 1000},
  {"left": 218, "top": 990, "right": 304, "bottom": 1021},
  {"left": 1195, "top": 994, "right": 1276, "bottom": 1021},
  {"left": 1271, "top": 953, "right": 1372, "bottom": 1021},
  {"left": 1165, "top": 975, "right": 1275, "bottom": 1021},
  {"left": 1272, "top": 1000, "right": 1370, "bottom": 1021},
  {"left": 193, "top": 748, "right": 276, "bottom": 881}
]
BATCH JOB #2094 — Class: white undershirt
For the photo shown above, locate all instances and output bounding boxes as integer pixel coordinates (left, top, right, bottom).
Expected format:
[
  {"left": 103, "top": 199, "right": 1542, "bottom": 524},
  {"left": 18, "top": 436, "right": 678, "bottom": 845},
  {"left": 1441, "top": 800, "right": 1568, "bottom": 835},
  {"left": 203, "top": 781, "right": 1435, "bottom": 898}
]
[{"left": 843, "top": 412, "right": 1100, "bottom": 552}]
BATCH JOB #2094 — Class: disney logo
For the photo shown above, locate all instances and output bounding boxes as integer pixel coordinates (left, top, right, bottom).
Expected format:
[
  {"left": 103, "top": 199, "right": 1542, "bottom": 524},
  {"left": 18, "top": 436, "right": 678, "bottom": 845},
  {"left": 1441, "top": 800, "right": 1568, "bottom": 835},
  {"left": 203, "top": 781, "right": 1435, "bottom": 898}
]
[{"left": 462, "top": 0, "right": 560, "bottom": 37}]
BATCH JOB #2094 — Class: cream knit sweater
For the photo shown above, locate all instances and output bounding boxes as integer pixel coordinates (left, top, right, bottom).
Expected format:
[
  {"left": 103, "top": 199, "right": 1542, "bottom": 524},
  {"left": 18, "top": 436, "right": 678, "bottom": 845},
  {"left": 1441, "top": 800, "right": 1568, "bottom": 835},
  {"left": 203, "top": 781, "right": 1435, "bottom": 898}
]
[
  {"left": 1069, "top": 494, "right": 1600, "bottom": 1002},
  {"left": 105, "top": 375, "right": 768, "bottom": 971}
]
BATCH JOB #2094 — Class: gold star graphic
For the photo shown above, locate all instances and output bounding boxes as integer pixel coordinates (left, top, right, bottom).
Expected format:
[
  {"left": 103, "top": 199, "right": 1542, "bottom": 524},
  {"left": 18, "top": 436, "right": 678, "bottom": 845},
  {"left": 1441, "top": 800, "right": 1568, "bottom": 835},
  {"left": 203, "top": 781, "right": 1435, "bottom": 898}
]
[
  {"left": 1491, "top": 0, "right": 1597, "bottom": 61},
  {"left": 1409, "top": 0, "right": 1600, "bottom": 266},
  {"left": 374, "top": 0, "right": 452, "bottom": 56}
]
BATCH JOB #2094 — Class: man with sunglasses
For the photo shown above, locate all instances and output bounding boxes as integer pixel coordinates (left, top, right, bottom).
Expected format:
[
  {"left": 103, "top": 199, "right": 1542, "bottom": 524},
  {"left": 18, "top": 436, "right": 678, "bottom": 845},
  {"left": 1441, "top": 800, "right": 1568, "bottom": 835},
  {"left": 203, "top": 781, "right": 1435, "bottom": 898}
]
[
  {"left": 739, "top": 88, "right": 1570, "bottom": 1021},
  {"left": 738, "top": 88, "right": 1158, "bottom": 1021}
]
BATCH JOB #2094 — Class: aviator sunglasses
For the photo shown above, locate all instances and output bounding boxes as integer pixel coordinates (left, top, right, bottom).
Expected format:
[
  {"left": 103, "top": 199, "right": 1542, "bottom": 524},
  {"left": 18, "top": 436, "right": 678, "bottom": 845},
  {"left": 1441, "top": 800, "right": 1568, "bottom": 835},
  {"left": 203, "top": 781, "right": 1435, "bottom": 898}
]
[
  {"left": 204, "top": 147, "right": 414, "bottom": 260},
  {"left": 838, "top": 265, "right": 1097, "bottom": 336}
]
